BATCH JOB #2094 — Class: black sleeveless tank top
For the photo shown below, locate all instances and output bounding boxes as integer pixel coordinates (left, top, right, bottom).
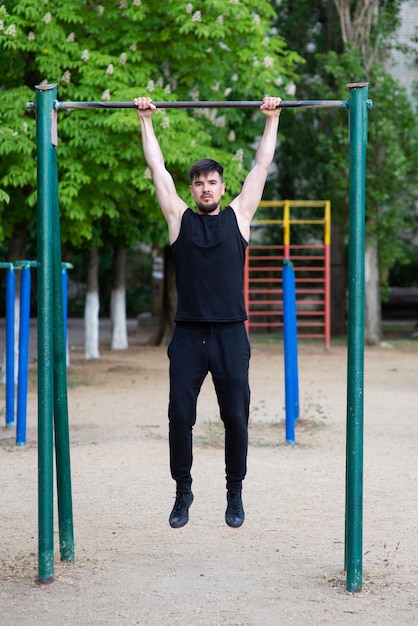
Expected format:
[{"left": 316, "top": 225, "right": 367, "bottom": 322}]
[{"left": 171, "top": 206, "right": 248, "bottom": 322}]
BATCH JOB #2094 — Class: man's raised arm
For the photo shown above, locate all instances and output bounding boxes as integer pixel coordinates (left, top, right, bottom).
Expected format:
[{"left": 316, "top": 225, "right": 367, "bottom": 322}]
[
  {"left": 134, "top": 97, "right": 187, "bottom": 243},
  {"left": 230, "top": 96, "right": 282, "bottom": 240}
]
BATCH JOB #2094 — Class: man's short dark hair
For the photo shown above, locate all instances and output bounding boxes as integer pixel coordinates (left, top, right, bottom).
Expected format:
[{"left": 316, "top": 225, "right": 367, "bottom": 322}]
[{"left": 189, "top": 159, "right": 224, "bottom": 183}]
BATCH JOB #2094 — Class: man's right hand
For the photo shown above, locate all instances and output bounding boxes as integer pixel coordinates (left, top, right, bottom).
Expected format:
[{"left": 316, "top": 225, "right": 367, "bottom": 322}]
[{"left": 134, "top": 97, "right": 156, "bottom": 119}]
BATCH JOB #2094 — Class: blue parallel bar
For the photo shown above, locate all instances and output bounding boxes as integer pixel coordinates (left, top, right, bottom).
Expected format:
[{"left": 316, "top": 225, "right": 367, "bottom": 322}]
[
  {"left": 283, "top": 260, "right": 300, "bottom": 444},
  {"left": 16, "top": 266, "right": 31, "bottom": 446},
  {"left": 5, "top": 267, "right": 15, "bottom": 428},
  {"left": 62, "top": 266, "right": 68, "bottom": 358}
]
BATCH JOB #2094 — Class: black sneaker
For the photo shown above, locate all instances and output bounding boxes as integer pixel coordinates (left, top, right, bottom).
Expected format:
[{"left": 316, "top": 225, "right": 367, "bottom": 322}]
[
  {"left": 169, "top": 491, "right": 194, "bottom": 528},
  {"left": 225, "top": 490, "right": 245, "bottom": 528}
]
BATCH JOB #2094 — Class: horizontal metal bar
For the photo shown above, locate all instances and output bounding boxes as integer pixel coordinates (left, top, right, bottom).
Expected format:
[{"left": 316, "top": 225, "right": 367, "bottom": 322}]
[
  {"left": 252, "top": 218, "right": 327, "bottom": 225},
  {"left": 258, "top": 200, "right": 330, "bottom": 207},
  {"left": 249, "top": 256, "right": 285, "bottom": 260},
  {"left": 295, "top": 289, "right": 324, "bottom": 294},
  {"left": 288, "top": 266, "right": 325, "bottom": 272},
  {"left": 248, "top": 322, "right": 283, "bottom": 325},
  {"left": 248, "top": 289, "right": 283, "bottom": 294},
  {"left": 27, "top": 99, "right": 348, "bottom": 111},
  {"left": 248, "top": 301, "right": 283, "bottom": 305}
]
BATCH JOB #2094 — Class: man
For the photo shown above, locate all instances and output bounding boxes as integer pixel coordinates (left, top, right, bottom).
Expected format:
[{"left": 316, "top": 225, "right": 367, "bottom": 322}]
[{"left": 134, "top": 95, "right": 282, "bottom": 529}]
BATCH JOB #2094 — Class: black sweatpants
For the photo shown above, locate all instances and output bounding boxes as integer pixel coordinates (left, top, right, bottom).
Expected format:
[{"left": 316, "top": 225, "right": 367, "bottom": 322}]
[{"left": 167, "top": 321, "right": 251, "bottom": 493}]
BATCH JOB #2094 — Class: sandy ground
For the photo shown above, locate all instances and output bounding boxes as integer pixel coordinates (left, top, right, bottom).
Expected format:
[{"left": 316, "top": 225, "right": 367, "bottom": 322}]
[{"left": 0, "top": 320, "right": 418, "bottom": 625}]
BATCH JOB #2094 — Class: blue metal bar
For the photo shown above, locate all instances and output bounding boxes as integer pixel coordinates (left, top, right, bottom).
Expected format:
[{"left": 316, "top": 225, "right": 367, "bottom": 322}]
[
  {"left": 62, "top": 266, "right": 68, "bottom": 358},
  {"left": 5, "top": 267, "right": 15, "bottom": 428},
  {"left": 283, "top": 260, "right": 299, "bottom": 444},
  {"left": 16, "top": 266, "right": 31, "bottom": 446}
]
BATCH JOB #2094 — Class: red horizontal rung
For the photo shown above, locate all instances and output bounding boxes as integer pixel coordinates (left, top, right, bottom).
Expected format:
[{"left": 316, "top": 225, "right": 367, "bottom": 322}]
[
  {"left": 293, "top": 267, "right": 325, "bottom": 271},
  {"left": 249, "top": 322, "right": 283, "bottom": 326},
  {"left": 249, "top": 291, "right": 283, "bottom": 295},
  {"left": 288, "top": 245, "right": 324, "bottom": 249},
  {"left": 248, "top": 257, "right": 283, "bottom": 261},
  {"left": 245, "top": 215, "right": 330, "bottom": 347}
]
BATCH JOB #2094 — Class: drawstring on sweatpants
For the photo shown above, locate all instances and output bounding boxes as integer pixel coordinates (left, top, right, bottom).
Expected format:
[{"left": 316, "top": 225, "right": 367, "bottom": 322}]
[
  {"left": 174, "top": 321, "right": 242, "bottom": 345},
  {"left": 202, "top": 324, "right": 214, "bottom": 344}
]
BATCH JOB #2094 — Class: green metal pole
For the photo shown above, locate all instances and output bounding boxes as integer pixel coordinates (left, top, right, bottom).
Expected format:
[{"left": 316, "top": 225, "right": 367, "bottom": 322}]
[
  {"left": 51, "top": 133, "right": 75, "bottom": 562},
  {"left": 36, "top": 84, "right": 57, "bottom": 584},
  {"left": 345, "top": 82, "right": 370, "bottom": 592}
]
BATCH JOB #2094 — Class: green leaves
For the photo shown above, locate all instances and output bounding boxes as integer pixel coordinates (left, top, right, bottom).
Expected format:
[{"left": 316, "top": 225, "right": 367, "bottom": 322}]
[
  {"left": 0, "top": 189, "right": 10, "bottom": 204},
  {"left": 0, "top": 0, "right": 301, "bottom": 254},
  {"left": 274, "top": 0, "right": 418, "bottom": 291}
]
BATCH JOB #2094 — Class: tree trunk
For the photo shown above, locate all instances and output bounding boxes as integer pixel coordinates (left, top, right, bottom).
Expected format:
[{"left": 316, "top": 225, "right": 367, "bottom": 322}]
[
  {"left": 332, "top": 0, "right": 384, "bottom": 345},
  {"left": 330, "top": 223, "right": 347, "bottom": 336},
  {"left": 149, "top": 245, "right": 177, "bottom": 346},
  {"left": 364, "top": 238, "right": 382, "bottom": 345},
  {"left": 110, "top": 246, "right": 128, "bottom": 350},
  {"left": 333, "top": 0, "right": 380, "bottom": 72},
  {"left": 84, "top": 246, "right": 100, "bottom": 359}
]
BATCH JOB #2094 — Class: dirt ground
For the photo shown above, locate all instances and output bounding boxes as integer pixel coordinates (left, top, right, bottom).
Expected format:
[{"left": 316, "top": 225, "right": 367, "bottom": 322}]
[{"left": 1, "top": 320, "right": 417, "bottom": 625}]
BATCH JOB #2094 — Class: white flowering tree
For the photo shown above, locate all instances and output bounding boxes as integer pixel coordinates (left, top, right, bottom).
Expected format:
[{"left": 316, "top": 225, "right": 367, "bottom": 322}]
[{"left": 0, "top": 0, "right": 301, "bottom": 349}]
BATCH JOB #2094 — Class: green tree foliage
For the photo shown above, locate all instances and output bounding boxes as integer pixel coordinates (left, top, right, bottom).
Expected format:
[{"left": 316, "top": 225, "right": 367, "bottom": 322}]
[
  {"left": 274, "top": 0, "right": 418, "bottom": 288},
  {"left": 0, "top": 0, "right": 301, "bottom": 254}
]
